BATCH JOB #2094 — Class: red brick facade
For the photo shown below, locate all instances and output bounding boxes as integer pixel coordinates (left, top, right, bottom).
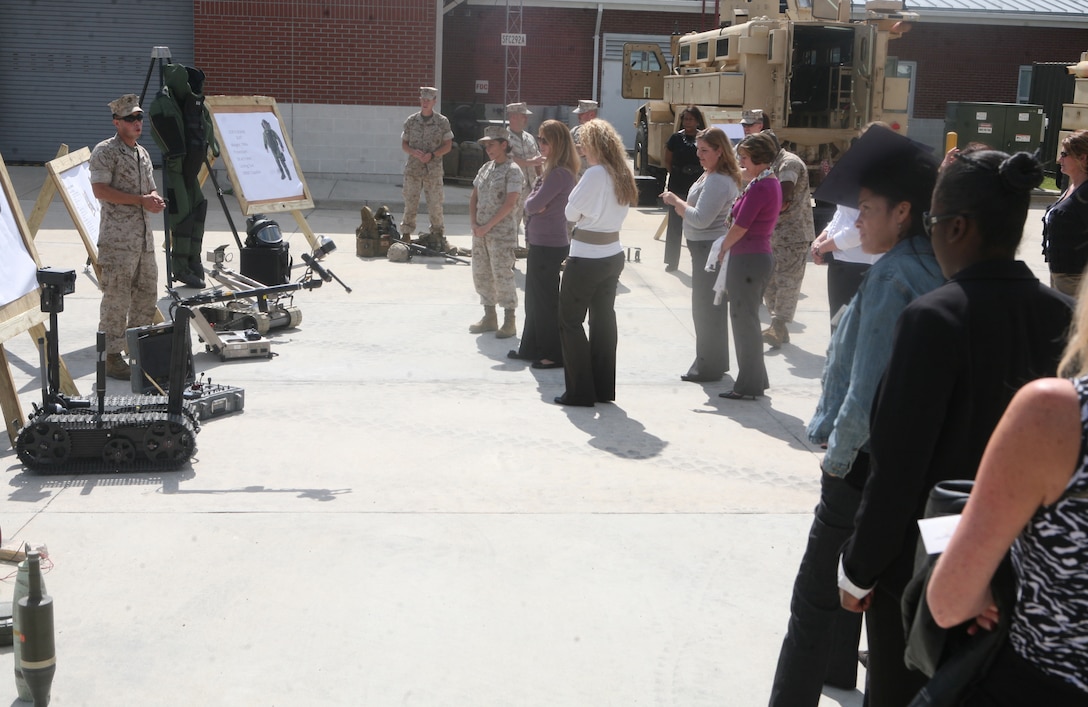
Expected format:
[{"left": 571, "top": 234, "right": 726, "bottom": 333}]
[
  {"left": 890, "top": 23, "right": 1086, "bottom": 119},
  {"left": 194, "top": 0, "right": 439, "bottom": 105},
  {"left": 441, "top": 7, "right": 701, "bottom": 106},
  {"left": 193, "top": 1, "right": 699, "bottom": 108},
  {"left": 192, "top": 1, "right": 1087, "bottom": 120}
]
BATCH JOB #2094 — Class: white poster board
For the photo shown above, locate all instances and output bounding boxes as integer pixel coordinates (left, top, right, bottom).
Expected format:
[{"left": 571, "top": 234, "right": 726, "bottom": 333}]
[
  {"left": 0, "top": 161, "right": 40, "bottom": 313},
  {"left": 205, "top": 95, "right": 313, "bottom": 215},
  {"left": 46, "top": 147, "right": 103, "bottom": 279}
]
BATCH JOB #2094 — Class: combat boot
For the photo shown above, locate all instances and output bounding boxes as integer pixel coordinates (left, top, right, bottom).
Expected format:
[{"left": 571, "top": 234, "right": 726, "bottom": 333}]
[
  {"left": 496, "top": 309, "right": 517, "bottom": 339},
  {"left": 106, "top": 353, "right": 131, "bottom": 380},
  {"left": 469, "top": 305, "right": 498, "bottom": 334},
  {"left": 763, "top": 318, "right": 790, "bottom": 349}
]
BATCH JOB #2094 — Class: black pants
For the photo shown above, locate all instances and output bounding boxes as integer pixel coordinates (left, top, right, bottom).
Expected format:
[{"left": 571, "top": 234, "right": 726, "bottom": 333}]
[
  {"left": 686, "top": 240, "right": 730, "bottom": 378},
  {"left": 727, "top": 252, "right": 772, "bottom": 396},
  {"left": 518, "top": 243, "right": 568, "bottom": 363},
  {"left": 866, "top": 583, "right": 927, "bottom": 707},
  {"left": 664, "top": 207, "right": 683, "bottom": 268},
  {"left": 558, "top": 253, "right": 625, "bottom": 404},
  {"left": 827, "top": 255, "right": 871, "bottom": 325},
  {"left": 769, "top": 460, "right": 868, "bottom": 706}
]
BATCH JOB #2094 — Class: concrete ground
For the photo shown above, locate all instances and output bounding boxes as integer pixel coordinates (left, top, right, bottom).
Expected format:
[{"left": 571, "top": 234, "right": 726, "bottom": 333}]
[{"left": 0, "top": 163, "right": 1056, "bottom": 706}]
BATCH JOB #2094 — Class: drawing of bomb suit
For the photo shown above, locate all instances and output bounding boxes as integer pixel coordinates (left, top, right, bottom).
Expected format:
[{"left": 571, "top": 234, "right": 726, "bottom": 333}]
[
  {"left": 263, "top": 119, "right": 291, "bottom": 179},
  {"left": 149, "top": 63, "right": 219, "bottom": 287}
]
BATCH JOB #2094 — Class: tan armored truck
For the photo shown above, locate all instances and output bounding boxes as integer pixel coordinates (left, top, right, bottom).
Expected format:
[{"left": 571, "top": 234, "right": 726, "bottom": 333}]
[{"left": 624, "top": 0, "right": 917, "bottom": 197}]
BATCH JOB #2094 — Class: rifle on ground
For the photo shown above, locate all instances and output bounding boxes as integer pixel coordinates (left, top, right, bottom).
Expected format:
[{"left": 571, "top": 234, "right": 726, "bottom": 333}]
[{"left": 389, "top": 235, "right": 470, "bottom": 265}]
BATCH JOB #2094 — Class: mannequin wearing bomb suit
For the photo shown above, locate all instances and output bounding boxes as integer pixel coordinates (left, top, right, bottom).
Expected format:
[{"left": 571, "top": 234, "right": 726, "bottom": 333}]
[{"left": 148, "top": 63, "right": 219, "bottom": 288}]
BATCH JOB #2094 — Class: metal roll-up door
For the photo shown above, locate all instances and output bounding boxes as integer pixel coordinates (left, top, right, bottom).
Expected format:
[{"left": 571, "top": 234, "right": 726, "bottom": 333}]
[{"left": 0, "top": 0, "right": 193, "bottom": 165}]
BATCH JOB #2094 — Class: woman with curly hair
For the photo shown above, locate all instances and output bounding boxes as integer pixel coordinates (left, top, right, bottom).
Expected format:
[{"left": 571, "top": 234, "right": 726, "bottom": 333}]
[{"left": 555, "top": 119, "right": 638, "bottom": 407}]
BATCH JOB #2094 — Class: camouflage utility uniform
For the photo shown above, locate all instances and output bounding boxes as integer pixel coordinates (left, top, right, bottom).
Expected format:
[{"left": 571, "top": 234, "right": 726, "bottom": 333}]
[
  {"left": 89, "top": 135, "right": 159, "bottom": 355},
  {"left": 401, "top": 111, "right": 453, "bottom": 237},
  {"left": 507, "top": 129, "right": 540, "bottom": 232},
  {"left": 764, "top": 148, "right": 815, "bottom": 324},
  {"left": 472, "top": 159, "right": 524, "bottom": 310}
]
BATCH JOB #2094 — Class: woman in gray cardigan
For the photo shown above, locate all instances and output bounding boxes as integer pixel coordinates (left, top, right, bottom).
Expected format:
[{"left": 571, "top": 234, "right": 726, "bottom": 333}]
[{"left": 661, "top": 127, "right": 742, "bottom": 382}]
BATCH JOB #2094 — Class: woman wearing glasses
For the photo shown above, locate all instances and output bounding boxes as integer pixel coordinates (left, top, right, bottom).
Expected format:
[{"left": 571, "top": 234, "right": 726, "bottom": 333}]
[
  {"left": 1042, "top": 130, "right": 1088, "bottom": 297},
  {"left": 508, "top": 119, "right": 581, "bottom": 369}
]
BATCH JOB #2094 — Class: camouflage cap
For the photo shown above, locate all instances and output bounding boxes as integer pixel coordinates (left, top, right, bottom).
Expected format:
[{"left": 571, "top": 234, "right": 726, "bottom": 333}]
[
  {"left": 109, "top": 93, "right": 143, "bottom": 118},
  {"left": 419, "top": 87, "right": 438, "bottom": 100},
  {"left": 740, "top": 109, "right": 764, "bottom": 125},
  {"left": 506, "top": 102, "right": 532, "bottom": 115},
  {"left": 478, "top": 125, "right": 510, "bottom": 143},
  {"left": 572, "top": 100, "right": 598, "bottom": 115}
]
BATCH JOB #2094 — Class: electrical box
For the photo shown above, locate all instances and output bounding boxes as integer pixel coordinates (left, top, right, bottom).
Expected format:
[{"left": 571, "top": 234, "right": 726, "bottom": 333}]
[{"left": 945, "top": 102, "right": 1046, "bottom": 155}]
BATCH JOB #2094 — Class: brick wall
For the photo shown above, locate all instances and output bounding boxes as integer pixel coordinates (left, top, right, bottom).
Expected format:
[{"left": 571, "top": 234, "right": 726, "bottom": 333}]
[
  {"left": 892, "top": 24, "right": 1087, "bottom": 119},
  {"left": 441, "top": 6, "right": 697, "bottom": 106},
  {"left": 194, "top": 0, "right": 438, "bottom": 105}
]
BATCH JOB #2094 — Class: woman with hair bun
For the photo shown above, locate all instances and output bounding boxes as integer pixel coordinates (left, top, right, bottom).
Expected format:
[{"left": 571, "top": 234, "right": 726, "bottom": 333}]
[
  {"left": 838, "top": 149, "right": 1075, "bottom": 705},
  {"left": 926, "top": 148, "right": 1088, "bottom": 705}
]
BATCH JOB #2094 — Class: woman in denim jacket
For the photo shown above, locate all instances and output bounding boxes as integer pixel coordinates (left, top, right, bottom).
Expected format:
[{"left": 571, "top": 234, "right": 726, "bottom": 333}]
[{"left": 769, "top": 141, "right": 944, "bottom": 706}]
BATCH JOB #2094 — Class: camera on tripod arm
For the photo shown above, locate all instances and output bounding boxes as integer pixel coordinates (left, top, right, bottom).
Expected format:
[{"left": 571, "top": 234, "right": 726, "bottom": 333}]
[{"left": 36, "top": 267, "right": 77, "bottom": 314}]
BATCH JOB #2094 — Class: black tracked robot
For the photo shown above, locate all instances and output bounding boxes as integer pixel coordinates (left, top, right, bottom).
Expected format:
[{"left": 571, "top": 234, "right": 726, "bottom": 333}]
[{"left": 15, "top": 268, "right": 200, "bottom": 472}]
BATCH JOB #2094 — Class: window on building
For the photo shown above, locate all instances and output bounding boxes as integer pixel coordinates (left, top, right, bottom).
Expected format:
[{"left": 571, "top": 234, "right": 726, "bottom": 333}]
[{"left": 1017, "top": 65, "right": 1032, "bottom": 103}]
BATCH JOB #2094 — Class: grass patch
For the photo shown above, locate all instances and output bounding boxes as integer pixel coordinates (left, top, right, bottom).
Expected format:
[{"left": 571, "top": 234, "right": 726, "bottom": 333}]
[{"left": 1041, "top": 176, "right": 1058, "bottom": 192}]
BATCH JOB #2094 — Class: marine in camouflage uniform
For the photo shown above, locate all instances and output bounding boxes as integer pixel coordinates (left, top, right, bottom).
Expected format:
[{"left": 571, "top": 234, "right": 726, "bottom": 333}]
[
  {"left": 763, "top": 146, "right": 815, "bottom": 347},
  {"left": 505, "top": 102, "right": 541, "bottom": 240},
  {"left": 469, "top": 127, "right": 524, "bottom": 338},
  {"left": 401, "top": 87, "right": 453, "bottom": 242},
  {"left": 89, "top": 94, "right": 166, "bottom": 379}
]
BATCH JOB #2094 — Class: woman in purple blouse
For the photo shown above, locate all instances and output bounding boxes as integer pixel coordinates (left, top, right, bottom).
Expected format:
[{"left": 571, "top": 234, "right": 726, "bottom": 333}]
[
  {"left": 508, "top": 119, "right": 581, "bottom": 368},
  {"left": 717, "top": 132, "right": 781, "bottom": 400}
]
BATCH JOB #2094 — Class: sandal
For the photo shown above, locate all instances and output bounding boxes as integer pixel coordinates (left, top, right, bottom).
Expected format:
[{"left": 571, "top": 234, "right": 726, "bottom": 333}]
[{"left": 718, "top": 390, "right": 757, "bottom": 401}]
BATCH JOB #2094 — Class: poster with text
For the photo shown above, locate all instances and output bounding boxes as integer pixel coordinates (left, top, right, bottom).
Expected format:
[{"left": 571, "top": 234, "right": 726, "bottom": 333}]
[
  {"left": 212, "top": 110, "right": 305, "bottom": 203},
  {"left": 55, "top": 157, "right": 101, "bottom": 247}
]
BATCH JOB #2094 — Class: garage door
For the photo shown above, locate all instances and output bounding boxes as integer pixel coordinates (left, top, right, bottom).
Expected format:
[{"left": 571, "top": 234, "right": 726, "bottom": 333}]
[{"left": 0, "top": 0, "right": 193, "bottom": 164}]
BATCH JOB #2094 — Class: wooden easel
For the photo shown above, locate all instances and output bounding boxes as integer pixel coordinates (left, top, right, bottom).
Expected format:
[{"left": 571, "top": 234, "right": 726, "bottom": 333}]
[
  {"left": 0, "top": 154, "right": 75, "bottom": 444},
  {"left": 205, "top": 95, "right": 319, "bottom": 251}
]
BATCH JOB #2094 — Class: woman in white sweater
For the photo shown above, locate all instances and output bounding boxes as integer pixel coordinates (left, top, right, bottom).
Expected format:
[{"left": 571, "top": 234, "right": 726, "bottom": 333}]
[{"left": 555, "top": 119, "right": 638, "bottom": 407}]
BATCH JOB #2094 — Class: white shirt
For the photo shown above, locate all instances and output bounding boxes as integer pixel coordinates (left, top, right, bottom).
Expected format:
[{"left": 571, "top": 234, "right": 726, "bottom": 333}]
[
  {"left": 826, "top": 206, "right": 880, "bottom": 266},
  {"left": 564, "top": 165, "right": 628, "bottom": 258}
]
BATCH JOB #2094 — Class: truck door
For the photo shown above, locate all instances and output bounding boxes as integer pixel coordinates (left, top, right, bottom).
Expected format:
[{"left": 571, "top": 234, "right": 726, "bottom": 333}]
[
  {"left": 852, "top": 23, "right": 876, "bottom": 128},
  {"left": 622, "top": 43, "right": 668, "bottom": 101}
]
